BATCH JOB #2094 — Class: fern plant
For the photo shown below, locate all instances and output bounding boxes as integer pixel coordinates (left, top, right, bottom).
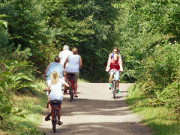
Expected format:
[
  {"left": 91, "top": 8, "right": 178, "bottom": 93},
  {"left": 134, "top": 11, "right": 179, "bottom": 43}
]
[{"left": 0, "top": 59, "right": 35, "bottom": 127}]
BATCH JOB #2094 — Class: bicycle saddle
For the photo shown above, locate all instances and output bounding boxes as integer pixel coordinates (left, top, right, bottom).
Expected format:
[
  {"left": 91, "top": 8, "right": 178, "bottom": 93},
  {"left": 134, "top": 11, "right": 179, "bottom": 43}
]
[
  {"left": 67, "top": 73, "right": 75, "bottom": 77},
  {"left": 50, "top": 100, "right": 61, "bottom": 105}
]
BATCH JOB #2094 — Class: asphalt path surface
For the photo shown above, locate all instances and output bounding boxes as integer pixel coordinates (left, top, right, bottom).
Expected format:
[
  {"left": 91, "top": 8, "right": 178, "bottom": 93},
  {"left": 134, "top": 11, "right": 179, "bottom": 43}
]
[{"left": 39, "top": 83, "right": 153, "bottom": 135}]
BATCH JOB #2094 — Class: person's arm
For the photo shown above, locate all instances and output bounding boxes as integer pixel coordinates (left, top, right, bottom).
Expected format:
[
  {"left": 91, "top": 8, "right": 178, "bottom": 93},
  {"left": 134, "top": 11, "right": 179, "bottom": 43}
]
[
  {"left": 63, "top": 81, "right": 69, "bottom": 88},
  {"left": 118, "top": 54, "right": 123, "bottom": 72},
  {"left": 62, "top": 66, "right": 66, "bottom": 77},
  {"left": 79, "top": 55, "right": 82, "bottom": 69},
  {"left": 106, "top": 60, "right": 111, "bottom": 72},
  {"left": 44, "top": 64, "right": 49, "bottom": 77},
  {"left": 63, "top": 56, "right": 69, "bottom": 69},
  {"left": 61, "top": 79, "right": 69, "bottom": 87},
  {"left": 106, "top": 53, "right": 112, "bottom": 72},
  {"left": 120, "top": 64, "right": 123, "bottom": 72},
  {"left": 59, "top": 52, "right": 62, "bottom": 59},
  {"left": 44, "top": 86, "right": 50, "bottom": 92}
]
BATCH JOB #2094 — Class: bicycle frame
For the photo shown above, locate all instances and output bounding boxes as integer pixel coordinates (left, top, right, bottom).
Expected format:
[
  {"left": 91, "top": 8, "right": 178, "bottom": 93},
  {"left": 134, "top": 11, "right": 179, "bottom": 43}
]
[
  {"left": 112, "top": 72, "right": 117, "bottom": 99},
  {"left": 66, "top": 73, "right": 75, "bottom": 102},
  {"left": 69, "top": 79, "right": 74, "bottom": 102},
  {"left": 50, "top": 100, "right": 61, "bottom": 133}
]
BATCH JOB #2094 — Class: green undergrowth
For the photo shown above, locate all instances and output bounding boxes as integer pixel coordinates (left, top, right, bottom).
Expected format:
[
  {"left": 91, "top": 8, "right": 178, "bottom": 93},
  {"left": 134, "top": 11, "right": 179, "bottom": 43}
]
[
  {"left": 126, "top": 84, "right": 180, "bottom": 135},
  {"left": 0, "top": 79, "right": 47, "bottom": 135},
  {"left": 78, "top": 78, "right": 89, "bottom": 83}
]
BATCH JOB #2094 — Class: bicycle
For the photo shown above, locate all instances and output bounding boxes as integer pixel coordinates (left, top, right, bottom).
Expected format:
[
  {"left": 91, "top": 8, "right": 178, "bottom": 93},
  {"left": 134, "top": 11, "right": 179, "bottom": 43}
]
[
  {"left": 111, "top": 71, "right": 117, "bottom": 99},
  {"left": 66, "top": 73, "right": 75, "bottom": 102},
  {"left": 44, "top": 90, "right": 62, "bottom": 133},
  {"left": 50, "top": 100, "right": 61, "bottom": 133}
]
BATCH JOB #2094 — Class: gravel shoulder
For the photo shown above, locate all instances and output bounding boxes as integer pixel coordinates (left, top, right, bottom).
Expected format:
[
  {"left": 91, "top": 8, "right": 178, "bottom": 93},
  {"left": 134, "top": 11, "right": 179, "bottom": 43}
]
[{"left": 39, "top": 83, "right": 153, "bottom": 135}]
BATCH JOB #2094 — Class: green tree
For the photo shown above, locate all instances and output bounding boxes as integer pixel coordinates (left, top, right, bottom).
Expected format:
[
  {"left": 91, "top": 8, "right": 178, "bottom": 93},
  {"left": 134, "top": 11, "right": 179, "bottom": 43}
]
[{"left": 43, "top": 0, "right": 119, "bottom": 81}]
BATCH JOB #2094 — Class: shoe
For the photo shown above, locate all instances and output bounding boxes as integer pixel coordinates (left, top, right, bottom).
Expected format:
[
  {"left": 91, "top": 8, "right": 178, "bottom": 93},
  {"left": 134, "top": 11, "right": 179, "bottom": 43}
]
[
  {"left": 57, "top": 121, "right": 63, "bottom": 125},
  {"left": 45, "top": 114, "right": 51, "bottom": 121},
  {"left": 117, "top": 89, "right": 120, "bottom": 93},
  {"left": 64, "top": 90, "right": 67, "bottom": 95},
  {"left": 109, "top": 84, "right": 112, "bottom": 90}
]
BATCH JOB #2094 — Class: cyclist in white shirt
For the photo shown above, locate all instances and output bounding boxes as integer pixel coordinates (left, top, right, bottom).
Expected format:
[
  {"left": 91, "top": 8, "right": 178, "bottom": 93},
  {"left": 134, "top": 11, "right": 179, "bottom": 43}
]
[
  {"left": 45, "top": 71, "right": 69, "bottom": 125},
  {"left": 59, "top": 45, "right": 72, "bottom": 66}
]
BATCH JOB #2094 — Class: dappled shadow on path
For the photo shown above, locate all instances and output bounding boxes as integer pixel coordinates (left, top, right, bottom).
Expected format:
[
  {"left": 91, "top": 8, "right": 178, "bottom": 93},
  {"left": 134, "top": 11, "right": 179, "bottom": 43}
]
[
  {"left": 39, "top": 83, "right": 153, "bottom": 135},
  {"left": 40, "top": 122, "right": 152, "bottom": 135},
  {"left": 62, "top": 96, "right": 130, "bottom": 116}
]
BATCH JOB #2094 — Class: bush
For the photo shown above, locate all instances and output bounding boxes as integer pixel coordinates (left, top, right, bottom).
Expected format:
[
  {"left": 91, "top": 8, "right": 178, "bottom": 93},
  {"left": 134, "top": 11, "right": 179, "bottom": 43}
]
[
  {"left": 0, "top": 45, "right": 36, "bottom": 131},
  {"left": 137, "top": 41, "right": 180, "bottom": 112}
]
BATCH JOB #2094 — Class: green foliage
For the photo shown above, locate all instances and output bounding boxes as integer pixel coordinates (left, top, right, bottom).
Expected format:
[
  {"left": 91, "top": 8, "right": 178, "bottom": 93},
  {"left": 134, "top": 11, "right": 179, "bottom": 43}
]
[
  {"left": 0, "top": 14, "right": 10, "bottom": 49},
  {"left": 0, "top": 0, "right": 50, "bottom": 47},
  {"left": 1, "top": 0, "right": 179, "bottom": 82},
  {"left": 158, "top": 81, "right": 180, "bottom": 113},
  {"left": 136, "top": 42, "right": 180, "bottom": 113},
  {"left": 0, "top": 0, "right": 180, "bottom": 134},
  {"left": 0, "top": 59, "right": 35, "bottom": 117},
  {"left": 140, "top": 42, "right": 180, "bottom": 92},
  {"left": 127, "top": 84, "right": 180, "bottom": 135},
  {"left": 0, "top": 42, "right": 36, "bottom": 132},
  {"left": 113, "top": 0, "right": 180, "bottom": 82},
  {"left": 41, "top": 0, "right": 119, "bottom": 82},
  {"left": 30, "top": 43, "right": 59, "bottom": 74},
  {"left": 0, "top": 14, "right": 8, "bottom": 28}
]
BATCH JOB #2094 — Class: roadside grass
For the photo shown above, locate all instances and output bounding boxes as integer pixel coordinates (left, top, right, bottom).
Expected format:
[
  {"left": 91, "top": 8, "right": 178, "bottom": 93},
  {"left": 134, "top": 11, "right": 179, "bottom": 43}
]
[
  {"left": 78, "top": 78, "right": 89, "bottom": 82},
  {"left": 0, "top": 79, "right": 47, "bottom": 135},
  {"left": 126, "top": 84, "right": 180, "bottom": 135}
]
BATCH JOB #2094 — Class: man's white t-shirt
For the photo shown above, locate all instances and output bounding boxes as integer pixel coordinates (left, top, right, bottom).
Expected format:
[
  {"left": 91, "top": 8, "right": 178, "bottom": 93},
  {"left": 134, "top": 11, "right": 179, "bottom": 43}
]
[
  {"left": 49, "top": 79, "right": 65, "bottom": 101},
  {"left": 59, "top": 50, "right": 72, "bottom": 65}
]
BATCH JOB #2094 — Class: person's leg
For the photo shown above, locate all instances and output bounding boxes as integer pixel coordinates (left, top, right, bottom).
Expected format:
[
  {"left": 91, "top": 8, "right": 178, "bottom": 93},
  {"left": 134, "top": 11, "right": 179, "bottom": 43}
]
[
  {"left": 45, "top": 101, "right": 52, "bottom": 121},
  {"left": 46, "top": 80, "right": 51, "bottom": 108},
  {"left": 116, "top": 80, "right": 119, "bottom": 90},
  {"left": 64, "top": 73, "right": 69, "bottom": 94},
  {"left": 58, "top": 103, "right": 63, "bottom": 125},
  {"left": 74, "top": 82, "right": 78, "bottom": 97},
  {"left": 72, "top": 73, "right": 79, "bottom": 97},
  {"left": 115, "top": 71, "right": 120, "bottom": 93},
  {"left": 48, "top": 102, "right": 51, "bottom": 114},
  {"left": 108, "top": 70, "right": 113, "bottom": 89},
  {"left": 58, "top": 104, "right": 61, "bottom": 121},
  {"left": 109, "top": 74, "right": 113, "bottom": 84},
  {"left": 47, "top": 95, "right": 50, "bottom": 108}
]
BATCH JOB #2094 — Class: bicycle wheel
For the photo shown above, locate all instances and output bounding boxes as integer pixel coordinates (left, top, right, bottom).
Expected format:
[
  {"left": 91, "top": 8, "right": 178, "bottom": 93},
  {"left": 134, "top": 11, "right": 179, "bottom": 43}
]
[
  {"left": 70, "top": 83, "right": 73, "bottom": 102},
  {"left": 52, "top": 108, "right": 57, "bottom": 133},
  {"left": 112, "top": 80, "right": 116, "bottom": 99},
  {"left": 52, "top": 119, "right": 56, "bottom": 133},
  {"left": 71, "top": 89, "right": 74, "bottom": 100}
]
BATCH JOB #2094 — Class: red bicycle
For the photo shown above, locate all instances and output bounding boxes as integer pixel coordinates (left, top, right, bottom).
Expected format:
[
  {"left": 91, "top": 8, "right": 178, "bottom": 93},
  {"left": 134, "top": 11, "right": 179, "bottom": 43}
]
[
  {"left": 44, "top": 90, "right": 62, "bottom": 133},
  {"left": 50, "top": 100, "right": 61, "bottom": 133}
]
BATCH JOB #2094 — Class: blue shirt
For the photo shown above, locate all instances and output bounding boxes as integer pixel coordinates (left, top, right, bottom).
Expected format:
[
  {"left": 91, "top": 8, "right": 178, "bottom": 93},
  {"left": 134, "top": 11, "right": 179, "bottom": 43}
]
[{"left": 46, "top": 62, "right": 63, "bottom": 80}]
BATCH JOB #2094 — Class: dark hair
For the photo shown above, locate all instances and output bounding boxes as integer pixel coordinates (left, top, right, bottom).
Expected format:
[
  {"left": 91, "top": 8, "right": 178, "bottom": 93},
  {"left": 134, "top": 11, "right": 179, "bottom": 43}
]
[
  {"left": 113, "top": 46, "right": 119, "bottom": 52},
  {"left": 54, "top": 55, "right": 60, "bottom": 62}
]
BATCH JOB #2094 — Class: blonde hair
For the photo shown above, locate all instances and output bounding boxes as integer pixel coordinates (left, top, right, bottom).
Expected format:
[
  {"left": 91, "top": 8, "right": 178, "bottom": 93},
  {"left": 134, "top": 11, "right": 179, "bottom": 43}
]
[
  {"left": 50, "top": 71, "right": 59, "bottom": 85},
  {"left": 113, "top": 53, "right": 119, "bottom": 60}
]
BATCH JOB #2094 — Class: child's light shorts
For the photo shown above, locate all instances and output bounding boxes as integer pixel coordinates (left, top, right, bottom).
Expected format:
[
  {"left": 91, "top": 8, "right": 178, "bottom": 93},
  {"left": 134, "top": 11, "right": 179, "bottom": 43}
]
[{"left": 109, "top": 69, "right": 119, "bottom": 81}]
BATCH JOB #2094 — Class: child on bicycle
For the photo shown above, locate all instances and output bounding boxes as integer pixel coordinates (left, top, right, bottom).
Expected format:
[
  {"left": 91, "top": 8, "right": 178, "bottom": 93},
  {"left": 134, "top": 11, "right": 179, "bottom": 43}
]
[
  {"left": 45, "top": 71, "right": 69, "bottom": 125},
  {"left": 106, "top": 53, "right": 123, "bottom": 93}
]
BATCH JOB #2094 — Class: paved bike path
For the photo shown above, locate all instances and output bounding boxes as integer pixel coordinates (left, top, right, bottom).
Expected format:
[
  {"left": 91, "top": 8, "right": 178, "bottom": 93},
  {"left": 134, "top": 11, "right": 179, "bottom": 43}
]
[{"left": 39, "top": 83, "right": 153, "bottom": 135}]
